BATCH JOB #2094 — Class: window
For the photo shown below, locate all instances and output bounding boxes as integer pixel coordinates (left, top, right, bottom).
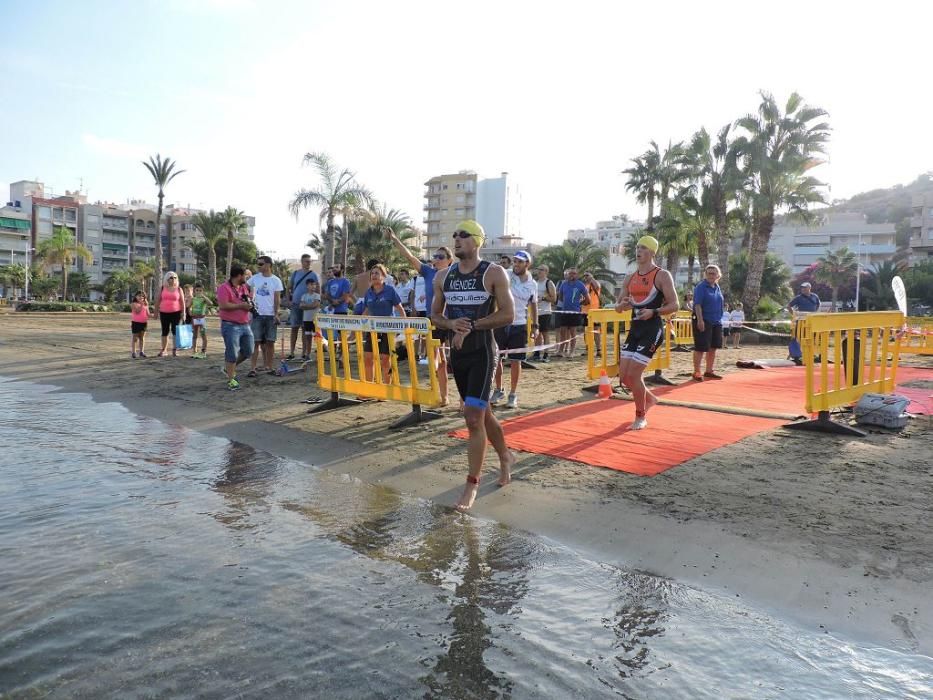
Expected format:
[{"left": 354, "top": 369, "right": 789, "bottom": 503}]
[
  {"left": 442, "top": 184, "right": 448, "bottom": 190},
  {"left": 38, "top": 206, "right": 51, "bottom": 221},
  {"left": 456, "top": 195, "right": 465, "bottom": 203},
  {"left": 441, "top": 209, "right": 448, "bottom": 216},
  {"left": 39, "top": 221, "right": 52, "bottom": 235},
  {"left": 455, "top": 208, "right": 465, "bottom": 216},
  {"left": 87, "top": 214, "right": 99, "bottom": 226}
]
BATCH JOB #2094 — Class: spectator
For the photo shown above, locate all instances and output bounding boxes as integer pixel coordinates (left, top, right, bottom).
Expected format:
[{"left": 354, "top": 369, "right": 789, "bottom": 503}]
[
  {"left": 499, "top": 255, "right": 512, "bottom": 271},
  {"left": 190, "top": 282, "right": 213, "bottom": 358},
  {"left": 299, "top": 279, "right": 321, "bottom": 359},
  {"left": 323, "top": 264, "right": 352, "bottom": 314},
  {"left": 533, "top": 264, "right": 557, "bottom": 362},
  {"left": 130, "top": 290, "right": 149, "bottom": 358},
  {"left": 730, "top": 302, "right": 745, "bottom": 349},
  {"left": 682, "top": 291, "right": 694, "bottom": 312},
  {"left": 692, "top": 264, "right": 725, "bottom": 381},
  {"left": 216, "top": 265, "right": 255, "bottom": 391},
  {"left": 155, "top": 271, "right": 184, "bottom": 358},
  {"left": 556, "top": 268, "right": 589, "bottom": 358},
  {"left": 395, "top": 269, "right": 415, "bottom": 315},
  {"left": 285, "top": 253, "right": 319, "bottom": 360},
  {"left": 787, "top": 282, "right": 821, "bottom": 363},
  {"left": 582, "top": 272, "right": 602, "bottom": 357},
  {"left": 361, "top": 264, "right": 405, "bottom": 385},
  {"left": 247, "top": 255, "right": 283, "bottom": 377}
]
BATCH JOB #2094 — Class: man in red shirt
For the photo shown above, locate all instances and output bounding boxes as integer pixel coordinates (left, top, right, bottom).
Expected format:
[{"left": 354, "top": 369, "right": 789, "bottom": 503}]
[{"left": 216, "top": 264, "right": 255, "bottom": 391}]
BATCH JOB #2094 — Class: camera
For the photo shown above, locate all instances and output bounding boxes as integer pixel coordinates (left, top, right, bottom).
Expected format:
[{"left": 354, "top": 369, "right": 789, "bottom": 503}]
[{"left": 241, "top": 293, "right": 259, "bottom": 315}]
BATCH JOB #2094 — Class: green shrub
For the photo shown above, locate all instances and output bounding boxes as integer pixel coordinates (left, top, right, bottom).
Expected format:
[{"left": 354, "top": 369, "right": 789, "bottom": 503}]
[{"left": 16, "top": 301, "right": 113, "bottom": 312}]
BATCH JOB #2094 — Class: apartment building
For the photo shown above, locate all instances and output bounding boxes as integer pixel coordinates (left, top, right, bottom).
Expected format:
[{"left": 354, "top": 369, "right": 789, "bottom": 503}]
[
  {"left": 769, "top": 212, "right": 897, "bottom": 275},
  {"left": 567, "top": 215, "right": 643, "bottom": 276},
  {"left": 0, "top": 206, "right": 31, "bottom": 267},
  {"left": 423, "top": 172, "right": 477, "bottom": 250},
  {"left": 909, "top": 193, "right": 933, "bottom": 262}
]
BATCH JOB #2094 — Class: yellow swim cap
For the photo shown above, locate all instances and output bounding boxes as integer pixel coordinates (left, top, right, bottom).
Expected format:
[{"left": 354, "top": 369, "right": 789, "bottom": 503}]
[
  {"left": 454, "top": 220, "right": 486, "bottom": 245},
  {"left": 636, "top": 235, "right": 659, "bottom": 254}
]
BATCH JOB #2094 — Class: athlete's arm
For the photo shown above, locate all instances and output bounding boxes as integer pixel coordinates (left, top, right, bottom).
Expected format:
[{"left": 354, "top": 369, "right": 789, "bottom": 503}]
[
  {"left": 430, "top": 268, "right": 458, "bottom": 331},
  {"left": 386, "top": 229, "right": 423, "bottom": 271},
  {"left": 475, "top": 265, "right": 514, "bottom": 331},
  {"left": 614, "top": 274, "right": 634, "bottom": 311}
]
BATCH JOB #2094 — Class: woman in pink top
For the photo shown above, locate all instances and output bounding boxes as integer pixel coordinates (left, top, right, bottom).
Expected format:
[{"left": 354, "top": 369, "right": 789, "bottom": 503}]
[
  {"left": 130, "top": 290, "right": 149, "bottom": 358},
  {"left": 155, "top": 271, "right": 185, "bottom": 357}
]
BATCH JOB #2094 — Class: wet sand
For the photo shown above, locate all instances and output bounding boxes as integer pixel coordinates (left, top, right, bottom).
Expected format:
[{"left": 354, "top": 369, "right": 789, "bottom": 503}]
[{"left": 1, "top": 311, "right": 931, "bottom": 654}]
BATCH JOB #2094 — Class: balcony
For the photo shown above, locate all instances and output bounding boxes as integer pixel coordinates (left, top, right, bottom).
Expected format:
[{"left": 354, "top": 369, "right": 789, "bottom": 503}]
[
  {"left": 103, "top": 235, "right": 129, "bottom": 244},
  {"left": 102, "top": 220, "right": 129, "bottom": 231}
]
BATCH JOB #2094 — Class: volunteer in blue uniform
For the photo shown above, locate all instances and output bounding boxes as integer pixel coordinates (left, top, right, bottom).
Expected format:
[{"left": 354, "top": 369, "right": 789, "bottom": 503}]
[
  {"left": 361, "top": 264, "right": 405, "bottom": 384},
  {"left": 787, "top": 282, "right": 821, "bottom": 363},
  {"left": 431, "top": 220, "right": 516, "bottom": 511},
  {"left": 615, "top": 235, "right": 679, "bottom": 431}
]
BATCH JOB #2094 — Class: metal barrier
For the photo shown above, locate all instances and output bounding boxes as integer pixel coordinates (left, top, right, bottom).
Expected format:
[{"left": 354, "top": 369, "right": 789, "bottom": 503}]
[
  {"left": 786, "top": 311, "right": 903, "bottom": 436},
  {"left": 584, "top": 308, "right": 673, "bottom": 385},
  {"left": 671, "top": 310, "right": 694, "bottom": 349},
  {"left": 900, "top": 316, "right": 932, "bottom": 356},
  {"left": 310, "top": 314, "right": 443, "bottom": 429}
]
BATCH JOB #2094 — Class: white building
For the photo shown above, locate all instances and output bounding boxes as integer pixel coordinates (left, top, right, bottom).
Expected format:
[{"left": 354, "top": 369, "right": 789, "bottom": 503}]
[
  {"left": 769, "top": 212, "right": 897, "bottom": 275},
  {"left": 567, "top": 215, "right": 643, "bottom": 276},
  {"left": 475, "top": 172, "right": 522, "bottom": 244}
]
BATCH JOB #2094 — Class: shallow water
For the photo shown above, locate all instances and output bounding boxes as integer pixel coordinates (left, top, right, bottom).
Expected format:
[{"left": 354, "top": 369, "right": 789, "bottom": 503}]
[{"left": 0, "top": 378, "right": 930, "bottom": 699}]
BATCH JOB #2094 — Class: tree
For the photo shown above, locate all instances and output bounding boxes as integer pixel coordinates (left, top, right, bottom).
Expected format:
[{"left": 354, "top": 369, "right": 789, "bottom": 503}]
[
  {"left": 132, "top": 259, "right": 156, "bottom": 299},
  {"left": 36, "top": 226, "right": 93, "bottom": 300},
  {"left": 538, "top": 239, "right": 615, "bottom": 293},
  {"left": 217, "top": 206, "right": 246, "bottom": 280},
  {"left": 623, "top": 148, "right": 660, "bottom": 231},
  {"left": 656, "top": 201, "right": 699, "bottom": 286},
  {"left": 0, "top": 263, "right": 27, "bottom": 298},
  {"left": 621, "top": 230, "right": 643, "bottom": 265},
  {"left": 814, "top": 246, "right": 858, "bottom": 310},
  {"left": 862, "top": 260, "right": 907, "bottom": 310},
  {"left": 903, "top": 260, "right": 933, "bottom": 307},
  {"left": 734, "top": 92, "right": 830, "bottom": 316},
  {"left": 68, "top": 272, "right": 92, "bottom": 300},
  {"left": 191, "top": 210, "right": 224, "bottom": 290},
  {"left": 289, "top": 152, "right": 373, "bottom": 270},
  {"left": 655, "top": 140, "right": 693, "bottom": 227},
  {"left": 104, "top": 268, "right": 135, "bottom": 303},
  {"left": 142, "top": 154, "right": 185, "bottom": 285},
  {"left": 728, "top": 251, "right": 792, "bottom": 306},
  {"left": 350, "top": 204, "right": 419, "bottom": 275},
  {"left": 688, "top": 125, "right": 743, "bottom": 292}
]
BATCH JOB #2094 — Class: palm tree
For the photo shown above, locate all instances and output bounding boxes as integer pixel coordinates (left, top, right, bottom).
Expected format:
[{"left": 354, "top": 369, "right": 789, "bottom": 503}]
[
  {"left": 132, "top": 259, "right": 156, "bottom": 299},
  {"left": 861, "top": 260, "right": 906, "bottom": 310},
  {"left": 688, "top": 125, "right": 743, "bottom": 292},
  {"left": 142, "top": 154, "right": 185, "bottom": 286},
  {"left": 622, "top": 148, "right": 660, "bottom": 231},
  {"left": 656, "top": 202, "right": 699, "bottom": 287},
  {"left": 0, "top": 263, "right": 27, "bottom": 298},
  {"left": 191, "top": 210, "right": 224, "bottom": 289},
  {"left": 538, "top": 239, "right": 615, "bottom": 292},
  {"left": 814, "top": 247, "right": 858, "bottom": 311},
  {"left": 36, "top": 226, "right": 93, "bottom": 300},
  {"left": 655, "top": 140, "right": 693, "bottom": 227},
  {"left": 351, "top": 204, "right": 419, "bottom": 274},
  {"left": 734, "top": 92, "right": 830, "bottom": 315},
  {"left": 289, "top": 152, "right": 373, "bottom": 270},
  {"left": 622, "top": 230, "right": 643, "bottom": 265},
  {"left": 217, "top": 206, "right": 246, "bottom": 280}
]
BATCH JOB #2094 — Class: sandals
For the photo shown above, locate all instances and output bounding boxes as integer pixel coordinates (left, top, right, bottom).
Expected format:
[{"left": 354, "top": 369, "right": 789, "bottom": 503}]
[
  {"left": 704, "top": 371, "right": 723, "bottom": 380},
  {"left": 247, "top": 369, "right": 258, "bottom": 378}
]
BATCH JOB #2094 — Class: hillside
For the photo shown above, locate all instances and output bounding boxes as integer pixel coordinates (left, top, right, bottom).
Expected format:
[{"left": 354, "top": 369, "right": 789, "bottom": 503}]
[{"left": 821, "top": 171, "right": 933, "bottom": 224}]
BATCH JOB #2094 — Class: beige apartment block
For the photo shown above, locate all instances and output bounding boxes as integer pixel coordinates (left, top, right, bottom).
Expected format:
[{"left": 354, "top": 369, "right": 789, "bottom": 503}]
[
  {"left": 423, "top": 172, "right": 477, "bottom": 250},
  {"left": 909, "top": 193, "right": 933, "bottom": 263}
]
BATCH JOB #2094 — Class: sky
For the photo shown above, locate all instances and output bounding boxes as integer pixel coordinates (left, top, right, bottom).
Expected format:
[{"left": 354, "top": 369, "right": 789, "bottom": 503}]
[{"left": 1, "top": 0, "right": 931, "bottom": 258}]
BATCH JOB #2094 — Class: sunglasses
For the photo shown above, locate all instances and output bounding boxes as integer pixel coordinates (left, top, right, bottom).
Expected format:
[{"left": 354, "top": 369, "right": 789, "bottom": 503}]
[
  {"left": 452, "top": 231, "right": 473, "bottom": 239},
  {"left": 432, "top": 253, "right": 447, "bottom": 260}
]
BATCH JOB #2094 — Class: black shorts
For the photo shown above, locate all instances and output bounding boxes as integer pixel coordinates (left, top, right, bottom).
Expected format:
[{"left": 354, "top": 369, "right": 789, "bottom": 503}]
[
  {"left": 303, "top": 320, "right": 316, "bottom": 334},
  {"left": 537, "top": 313, "right": 553, "bottom": 331},
  {"left": 693, "top": 320, "right": 723, "bottom": 352},
  {"left": 558, "top": 312, "right": 583, "bottom": 328},
  {"left": 621, "top": 319, "right": 665, "bottom": 365},
  {"left": 362, "top": 333, "right": 391, "bottom": 355},
  {"left": 160, "top": 310, "right": 182, "bottom": 337},
  {"left": 494, "top": 324, "right": 528, "bottom": 362},
  {"left": 131, "top": 322, "right": 147, "bottom": 334},
  {"left": 450, "top": 343, "right": 496, "bottom": 409}
]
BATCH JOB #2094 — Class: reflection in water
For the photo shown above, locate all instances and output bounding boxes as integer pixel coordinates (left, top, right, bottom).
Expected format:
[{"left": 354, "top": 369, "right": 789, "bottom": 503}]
[{"left": 2, "top": 377, "right": 931, "bottom": 699}]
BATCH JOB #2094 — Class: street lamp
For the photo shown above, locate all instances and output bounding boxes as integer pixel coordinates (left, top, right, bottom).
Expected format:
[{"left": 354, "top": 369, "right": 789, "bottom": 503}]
[
  {"left": 24, "top": 246, "right": 35, "bottom": 300},
  {"left": 853, "top": 232, "right": 863, "bottom": 311}
]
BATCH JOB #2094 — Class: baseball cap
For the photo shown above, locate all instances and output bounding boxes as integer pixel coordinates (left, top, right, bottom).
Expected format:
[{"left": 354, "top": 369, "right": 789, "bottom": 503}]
[
  {"left": 513, "top": 250, "right": 532, "bottom": 264},
  {"left": 801, "top": 282, "right": 812, "bottom": 288}
]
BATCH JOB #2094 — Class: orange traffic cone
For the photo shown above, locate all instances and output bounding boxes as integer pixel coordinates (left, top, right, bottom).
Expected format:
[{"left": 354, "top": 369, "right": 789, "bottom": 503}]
[{"left": 598, "top": 370, "right": 612, "bottom": 399}]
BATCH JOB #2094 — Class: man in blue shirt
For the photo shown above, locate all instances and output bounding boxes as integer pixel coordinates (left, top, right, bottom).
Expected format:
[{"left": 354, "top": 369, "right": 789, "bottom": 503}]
[
  {"left": 386, "top": 227, "right": 453, "bottom": 404},
  {"left": 787, "top": 282, "right": 821, "bottom": 363},
  {"left": 692, "top": 264, "right": 725, "bottom": 380},
  {"left": 557, "top": 268, "right": 589, "bottom": 358},
  {"left": 323, "top": 264, "right": 352, "bottom": 314},
  {"left": 286, "top": 254, "right": 319, "bottom": 359}
]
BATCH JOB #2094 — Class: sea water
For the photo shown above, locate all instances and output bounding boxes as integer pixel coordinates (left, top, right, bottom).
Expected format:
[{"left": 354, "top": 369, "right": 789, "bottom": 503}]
[{"left": 0, "top": 378, "right": 930, "bottom": 699}]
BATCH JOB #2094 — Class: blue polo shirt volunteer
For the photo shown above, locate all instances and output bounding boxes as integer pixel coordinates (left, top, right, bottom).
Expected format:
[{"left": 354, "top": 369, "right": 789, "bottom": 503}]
[
  {"left": 561, "top": 280, "right": 589, "bottom": 312},
  {"left": 693, "top": 279, "right": 724, "bottom": 323},
  {"left": 325, "top": 276, "right": 352, "bottom": 313},
  {"left": 789, "top": 291, "right": 821, "bottom": 312},
  {"left": 363, "top": 285, "right": 402, "bottom": 317}
]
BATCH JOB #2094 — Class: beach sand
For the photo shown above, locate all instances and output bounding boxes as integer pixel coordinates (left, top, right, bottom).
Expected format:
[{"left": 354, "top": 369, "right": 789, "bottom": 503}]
[{"left": 2, "top": 311, "right": 930, "bottom": 654}]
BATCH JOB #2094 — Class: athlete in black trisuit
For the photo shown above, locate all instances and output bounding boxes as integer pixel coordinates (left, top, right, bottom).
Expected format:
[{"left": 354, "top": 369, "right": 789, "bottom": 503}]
[
  {"left": 431, "top": 220, "right": 516, "bottom": 511},
  {"left": 615, "top": 235, "right": 680, "bottom": 430}
]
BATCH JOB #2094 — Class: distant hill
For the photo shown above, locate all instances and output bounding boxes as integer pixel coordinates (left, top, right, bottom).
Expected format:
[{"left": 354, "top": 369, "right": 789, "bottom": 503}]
[{"left": 821, "top": 172, "right": 933, "bottom": 224}]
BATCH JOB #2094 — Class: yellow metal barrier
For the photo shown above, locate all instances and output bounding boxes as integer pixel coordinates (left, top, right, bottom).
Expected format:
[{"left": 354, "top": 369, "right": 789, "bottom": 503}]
[
  {"left": 585, "top": 308, "right": 673, "bottom": 385},
  {"left": 671, "top": 310, "right": 694, "bottom": 349},
  {"left": 310, "top": 314, "right": 443, "bottom": 429},
  {"left": 786, "top": 311, "right": 903, "bottom": 436},
  {"left": 900, "top": 316, "right": 932, "bottom": 356}
]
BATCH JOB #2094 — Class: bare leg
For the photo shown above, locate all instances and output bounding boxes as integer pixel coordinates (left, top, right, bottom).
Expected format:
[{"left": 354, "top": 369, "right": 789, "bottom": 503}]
[
  {"left": 160, "top": 333, "right": 168, "bottom": 355},
  {"left": 380, "top": 354, "right": 391, "bottom": 384},
  {"left": 509, "top": 360, "right": 521, "bottom": 394},
  {"left": 494, "top": 359, "right": 504, "bottom": 391},
  {"left": 192, "top": 326, "right": 200, "bottom": 353},
  {"left": 621, "top": 358, "right": 656, "bottom": 430},
  {"left": 363, "top": 352, "right": 374, "bottom": 381},
  {"left": 201, "top": 330, "right": 207, "bottom": 353},
  {"left": 250, "top": 343, "right": 261, "bottom": 370},
  {"left": 436, "top": 348, "right": 449, "bottom": 406},
  {"left": 484, "top": 408, "right": 514, "bottom": 486},
  {"left": 458, "top": 405, "right": 489, "bottom": 511},
  {"left": 705, "top": 349, "right": 717, "bottom": 374},
  {"left": 693, "top": 350, "right": 703, "bottom": 377},
  {"left": 290, "top": 326, "right": 300, "bottom": 356},
  {"left": 263, "top": 341, "right": 275, "bottom": 370},
  {"left": 139, "top": 331, "right": 146, "bottom": 355}
]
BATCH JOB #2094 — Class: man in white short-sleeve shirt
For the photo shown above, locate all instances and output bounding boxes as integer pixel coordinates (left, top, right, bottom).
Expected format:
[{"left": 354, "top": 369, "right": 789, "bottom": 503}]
[
  {"left": 491, "top": 250, "right": 538, "bottom": 409},
  {"left": 247, "top": 255, "right": 284, "bottom": 375}
]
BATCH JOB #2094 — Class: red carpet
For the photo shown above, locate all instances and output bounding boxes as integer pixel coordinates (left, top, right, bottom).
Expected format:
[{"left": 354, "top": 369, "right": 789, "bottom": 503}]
[
  {"left": 451, "top": 399, "right": 783, "bottom": 476},
  {"left": 896, "top": 366, "right": 933, "bottom": 414}
]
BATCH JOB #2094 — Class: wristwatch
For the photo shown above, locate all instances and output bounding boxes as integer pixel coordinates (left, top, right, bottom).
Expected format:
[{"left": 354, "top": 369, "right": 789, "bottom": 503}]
[{"left": 468, "top": 319, "right": 476, "bottom": 332}]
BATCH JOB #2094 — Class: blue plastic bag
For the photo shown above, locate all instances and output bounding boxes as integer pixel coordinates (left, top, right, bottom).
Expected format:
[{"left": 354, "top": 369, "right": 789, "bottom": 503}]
[{"left": 175, "top": 323, "right": 193, "bottom": 350}]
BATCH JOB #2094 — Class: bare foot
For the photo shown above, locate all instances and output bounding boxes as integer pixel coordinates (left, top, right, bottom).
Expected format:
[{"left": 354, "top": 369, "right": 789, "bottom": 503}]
[
  {"left": 455, "top": 481, "right": 479, "bottom": 511},
  {"left": 631, "top": 416, "right": 648, "bottom": 430},
  {"left": 498, "top": 450, "right": 515, "bottom": 487}
]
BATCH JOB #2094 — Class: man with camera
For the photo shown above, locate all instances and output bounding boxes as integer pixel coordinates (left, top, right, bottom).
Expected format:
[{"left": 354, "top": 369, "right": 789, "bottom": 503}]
[
  {"left": 247, "top": 255, "right": 284, "bottom": 376},
  {"left": 216, "top": 264, "right": 256, "bottom": 391}
]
